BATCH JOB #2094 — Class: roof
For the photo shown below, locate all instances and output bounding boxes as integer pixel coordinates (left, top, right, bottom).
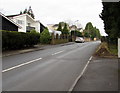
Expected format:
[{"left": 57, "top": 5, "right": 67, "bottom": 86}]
[
  {"left": 6, "top": 14, "right": 21, "bottom": 17},
  {"left": 53, "top": 24, "right": 58, "bottom": 27},
  {"left": 0, "top": 12, "right": 21, "bottom": 28}
]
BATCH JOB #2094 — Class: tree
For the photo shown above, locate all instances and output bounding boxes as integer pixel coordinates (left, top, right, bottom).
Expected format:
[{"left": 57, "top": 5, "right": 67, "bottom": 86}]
[
  {"left": 23, "top": 8, "right": 28, "bottom": 14},
  {"left": 22, "top": 6, "right": 35, "bottom": 19},
  {"left": 62, "top": 23, "right": 69, "bottom": 35},
  {"left": 100, "top": 2, "right": 120, "bottom": 44},
  {"left": 85, "top": 22, "right": 94, "bottom": 31},
  {"left": 71, "top": 30, "right": 82, "bottom": 37},
  {"left": 84, "top": 31, "right": 90, "bottom": 37},
  {"left": 20, "top": 11, "right": 22, "bottom": 14},
  {"left": 40, "top": 28, "right": 51, "bottom": 44},
  {"left": 57, "top": 22, "right": 62, "bottom": 31},
  {"left": 84, "top": 22, "right": 101, "bottom": 39},
  {"left": 28, "top": 6, "right": 35, "bottom": 19}
]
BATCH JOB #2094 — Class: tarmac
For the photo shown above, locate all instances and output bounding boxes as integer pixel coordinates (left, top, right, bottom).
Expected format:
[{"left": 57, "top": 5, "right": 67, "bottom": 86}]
[
  {"left": 2, "top": 42, "right": 119, "bottom": 92},
  {"left": 2, "top": 42, "right": 75, "bottom": 57}
]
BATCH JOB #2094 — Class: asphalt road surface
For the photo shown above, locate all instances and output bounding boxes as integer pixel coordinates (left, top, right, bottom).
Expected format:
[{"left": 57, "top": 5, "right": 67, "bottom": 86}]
[{"left": 2, "top": 41, "right": 100, "bottom": 91}]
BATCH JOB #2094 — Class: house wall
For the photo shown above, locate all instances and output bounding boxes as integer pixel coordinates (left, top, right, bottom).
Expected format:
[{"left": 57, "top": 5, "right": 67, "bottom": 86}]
[
  {"left": 12, "top": 15, "right": 26, "bottom": 32},
  {"left": 26, "top": 16, "right": 40, "bottom": 33},
  {"left": 32, "top": 21, "right": 40, "bottom": 33},
  {"left": 8, "top": 14, "right": 41, "bottom": 33},
  {"left": 1, "top": 15, "right": 18, "bottom": 31}
]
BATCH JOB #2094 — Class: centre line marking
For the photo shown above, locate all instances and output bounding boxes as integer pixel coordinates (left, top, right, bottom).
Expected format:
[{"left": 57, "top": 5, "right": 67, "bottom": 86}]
[
  {"left": 52, "top": 51, "right": 64, "bottom": 55},
  {"left": 2, "top": 57, "right": 42, "bottom": 73}
]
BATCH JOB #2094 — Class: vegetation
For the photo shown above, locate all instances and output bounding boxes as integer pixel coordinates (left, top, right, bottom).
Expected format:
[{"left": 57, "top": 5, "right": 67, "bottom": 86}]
[
  {"left": 94, "top": 42, "right": 117, "bottom": 57},
  {"left": 57, "top": 22, "right": 70, "bottom": 35},
  {"left": 62, "top": 23, "right": 69, "bottom": 35},
  {"left": 20, "top": 6, "right": 35, "bottom": 19},
  {"left": 84, "top": 22, "right": 101, "bottom": 40},
  {"left": 40, "top": 28, "right": 51, "bottom": 44},
  {"left": 57, "top": 22, "right": 62, "bottom": 31},
  {"left": 108, "top": 44, "right": 118, "bottom": 56},
  {"left": 100, "top": 2, "right": 120, "bottom": 44},
  {"left": 71, "top": 30, "right": 83, "bottom": 37},
  {"left": 2, "top": 30, "right": 40, "bottom": 50}
]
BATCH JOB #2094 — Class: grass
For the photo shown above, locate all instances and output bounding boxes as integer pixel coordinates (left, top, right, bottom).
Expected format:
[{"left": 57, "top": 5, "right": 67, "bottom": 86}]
[
  {"left": 108, "top": 44, "right": 118, "bottom": 56},
  {"left": 94, "top": 42, "right": 118, "bottom": 57}
]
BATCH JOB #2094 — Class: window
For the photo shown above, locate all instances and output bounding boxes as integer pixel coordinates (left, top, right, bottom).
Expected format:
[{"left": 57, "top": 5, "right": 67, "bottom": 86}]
[
  {"left": 28, "top": 23, "right": 31, "bottom": 26},
  {"left": 17, "top": 20, "right": 23, "bottom": 25}
]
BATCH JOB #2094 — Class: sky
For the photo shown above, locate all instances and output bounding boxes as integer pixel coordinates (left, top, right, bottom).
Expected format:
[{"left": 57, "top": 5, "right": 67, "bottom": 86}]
[{"left": 0, "top": 0, "right": 107, "bottom": 36}]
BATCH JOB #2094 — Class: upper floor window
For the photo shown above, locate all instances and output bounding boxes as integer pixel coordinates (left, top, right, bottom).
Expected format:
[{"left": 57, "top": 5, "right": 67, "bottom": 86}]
[{"left": 17, "top": 20, "right": 23, "bottom": 25}]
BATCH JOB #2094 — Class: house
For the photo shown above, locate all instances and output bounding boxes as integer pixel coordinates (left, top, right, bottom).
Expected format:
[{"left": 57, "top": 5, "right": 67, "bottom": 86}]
[
  {"left": 70, "top": 25, "right": 83, "bottom": 32},
  {"left": 47, "top": 22, "right": 70, "bottom": 31},
  {"left": 0, "top": 12, "right": 20, "bottom": 31},
  {"left": 47, "top": 24, "right": 62, "bottom": 37},
  {"left": 47, "top": 24, "right": 58, "bottom": 31},
  {"left": 7, "top": 13, "right": 41, "bottom": 33}
]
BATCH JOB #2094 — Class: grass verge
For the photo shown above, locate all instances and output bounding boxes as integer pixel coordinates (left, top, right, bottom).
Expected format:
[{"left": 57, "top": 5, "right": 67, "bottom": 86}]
[{"left": 94, "top": 42, "right": 118, "bottom": 57}]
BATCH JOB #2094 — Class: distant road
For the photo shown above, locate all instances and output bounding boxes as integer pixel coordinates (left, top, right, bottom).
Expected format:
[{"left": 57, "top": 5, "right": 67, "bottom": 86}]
[{"left": 3, "top": 41, "right": 100, "bottom": 91}]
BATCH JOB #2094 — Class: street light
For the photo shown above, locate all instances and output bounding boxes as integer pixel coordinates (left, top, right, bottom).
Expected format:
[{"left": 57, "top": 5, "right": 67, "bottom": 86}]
[{"left": 74, "top": 20, "right": 79, "bottom": 40}]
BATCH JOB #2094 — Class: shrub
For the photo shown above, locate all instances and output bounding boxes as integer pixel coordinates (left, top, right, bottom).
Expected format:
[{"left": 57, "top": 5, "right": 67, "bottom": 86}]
[
  {"left": 40, "top": 28, "right": 51, "bottom": 44},
  {"left": 2, "top": 30, "right": 40, "bottom": 50}
]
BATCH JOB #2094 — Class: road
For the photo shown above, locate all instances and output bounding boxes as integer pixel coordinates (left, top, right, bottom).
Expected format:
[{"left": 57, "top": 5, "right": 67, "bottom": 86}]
[{"left": 2, "top": 41, "right": 100, "bottom": 91}]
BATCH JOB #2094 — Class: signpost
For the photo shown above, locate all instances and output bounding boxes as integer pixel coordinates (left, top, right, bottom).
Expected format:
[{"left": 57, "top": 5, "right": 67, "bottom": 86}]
[{"left": 118, "top": 38, "right": 120, "bottom": 58}]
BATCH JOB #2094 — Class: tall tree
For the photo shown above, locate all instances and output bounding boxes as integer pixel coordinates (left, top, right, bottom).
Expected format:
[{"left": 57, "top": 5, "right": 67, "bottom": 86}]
[
  {"left": 100, "top": 2, "right": 120, "bottom": 44},
  {"left": 23, "top": 8, "right": 28, "bottom": 14},
  {"left": 62, "top": 23, "right": 69, "bottom": 34},
  {"left": 84, "top": 22, "right": 101, "bottom": 39},
  {"left": 28, "top": 6, "right": 35, "bottom": 19},
  {"left": 20, "top": 11, "right": 22, "bottom": 14},
  {"left": 57, "top": 22, "right": 62, "bottom": 31}
]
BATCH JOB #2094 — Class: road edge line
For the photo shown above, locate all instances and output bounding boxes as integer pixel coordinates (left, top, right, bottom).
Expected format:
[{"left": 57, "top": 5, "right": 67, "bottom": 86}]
[{"left": 68, "top": 56, "right": 93, "bottom": 93}]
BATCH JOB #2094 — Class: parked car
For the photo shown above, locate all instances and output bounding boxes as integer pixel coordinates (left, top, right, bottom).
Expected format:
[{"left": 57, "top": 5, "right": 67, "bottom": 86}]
[{"left": 75, "top": 37, "right": 85, "bottom": 43}]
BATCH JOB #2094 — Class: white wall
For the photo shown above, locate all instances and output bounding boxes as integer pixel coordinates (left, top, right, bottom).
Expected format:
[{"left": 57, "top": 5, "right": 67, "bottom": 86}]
[
  {"left": 26, "top": 16, "right": 40, "bottom": 33},
  {"left": 32, "top": 22, "right": 40, "bottom": 33},
  {"left": 13, "top": 15, "right": 26, "bottom": 32},
  {"left": 12, "top": 14, "right": 40, "bottom": 33}
]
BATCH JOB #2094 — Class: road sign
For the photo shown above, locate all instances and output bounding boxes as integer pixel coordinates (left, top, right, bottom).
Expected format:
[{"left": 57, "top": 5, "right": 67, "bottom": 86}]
[{"left": 118, "top": 38, "right": 120, "bottom": 58}]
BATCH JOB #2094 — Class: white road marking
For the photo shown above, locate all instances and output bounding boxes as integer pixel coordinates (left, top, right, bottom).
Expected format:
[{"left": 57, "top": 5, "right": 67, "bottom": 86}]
[
  {"left": 2, "top": 57, "right": 42, "bottom": 73},
  {"left": 68, "top": 56, "right": 93, "bottom": 92},
  {"left": 52, "top": 51, "right": 64, "bottom": 55}
]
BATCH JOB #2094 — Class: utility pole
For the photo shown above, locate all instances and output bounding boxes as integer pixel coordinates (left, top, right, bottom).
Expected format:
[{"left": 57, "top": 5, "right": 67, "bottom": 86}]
[
  {"left": 74, "top": 20, "right": 79, "bottom": 40},
  {"left": 118, "top": 38, "right": 120, "bottom": 59}
]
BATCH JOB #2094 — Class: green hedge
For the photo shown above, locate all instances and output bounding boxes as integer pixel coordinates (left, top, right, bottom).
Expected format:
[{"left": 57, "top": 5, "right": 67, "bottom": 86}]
[{"left": 2, "top": 30, "right": 40, "bottom": 50}]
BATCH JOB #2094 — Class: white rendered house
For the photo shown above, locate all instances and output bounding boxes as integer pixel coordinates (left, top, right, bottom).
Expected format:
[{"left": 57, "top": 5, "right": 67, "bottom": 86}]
[{"left": 7, "top": 14, "right": 40, "bottom": 33}]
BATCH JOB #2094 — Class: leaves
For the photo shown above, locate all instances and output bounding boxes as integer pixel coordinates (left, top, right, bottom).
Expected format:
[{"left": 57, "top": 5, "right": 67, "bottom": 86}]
[{"left": 100, "top": 2, "right": 120, "bottom": 44}]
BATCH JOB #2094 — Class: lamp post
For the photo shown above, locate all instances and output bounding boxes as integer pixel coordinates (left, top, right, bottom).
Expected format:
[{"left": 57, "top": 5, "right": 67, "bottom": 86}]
[{"left": 74, "top": 20, "right": 79, "bottom": 40}]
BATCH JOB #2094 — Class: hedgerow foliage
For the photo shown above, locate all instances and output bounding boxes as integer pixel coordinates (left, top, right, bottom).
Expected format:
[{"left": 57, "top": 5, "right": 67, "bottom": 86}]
[{"left": 2, "top": 30, "right": 40, "bottom": 50}]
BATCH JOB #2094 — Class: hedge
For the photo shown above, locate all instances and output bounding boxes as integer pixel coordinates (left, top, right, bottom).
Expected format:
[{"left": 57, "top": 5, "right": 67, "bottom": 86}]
[{"left": 2, "top": 30, "right": 40, "bottom": 50}]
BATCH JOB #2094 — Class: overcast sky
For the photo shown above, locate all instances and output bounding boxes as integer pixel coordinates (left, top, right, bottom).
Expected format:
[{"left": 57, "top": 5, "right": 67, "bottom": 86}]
[{"left": 0, "top": 0, "right": 107, "bottom": 35}]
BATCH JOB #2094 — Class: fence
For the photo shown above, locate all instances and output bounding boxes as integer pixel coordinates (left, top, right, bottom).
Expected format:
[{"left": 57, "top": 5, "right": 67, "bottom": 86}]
[{"left": 51, "top": 33, "right": 69, "bottom": 45}]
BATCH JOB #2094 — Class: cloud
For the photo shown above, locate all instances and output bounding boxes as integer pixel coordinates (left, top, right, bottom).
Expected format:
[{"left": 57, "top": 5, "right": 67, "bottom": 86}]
[{"left": 1, "top": 0, "right": 106, "bottom": 35}]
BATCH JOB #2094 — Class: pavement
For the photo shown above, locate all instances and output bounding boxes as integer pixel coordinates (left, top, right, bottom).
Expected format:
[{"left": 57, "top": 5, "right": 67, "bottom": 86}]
[{"left": 73, "top": 56, "right": 119, "bottom": 92}]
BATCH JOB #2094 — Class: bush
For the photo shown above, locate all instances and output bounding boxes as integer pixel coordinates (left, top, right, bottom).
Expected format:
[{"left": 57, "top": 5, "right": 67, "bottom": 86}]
[
  {"left": 40, "top": 28, "right": 51, "bottom": 44},
  {"left": 2, "top": 30, "right": 40, "bottom": 50}
]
